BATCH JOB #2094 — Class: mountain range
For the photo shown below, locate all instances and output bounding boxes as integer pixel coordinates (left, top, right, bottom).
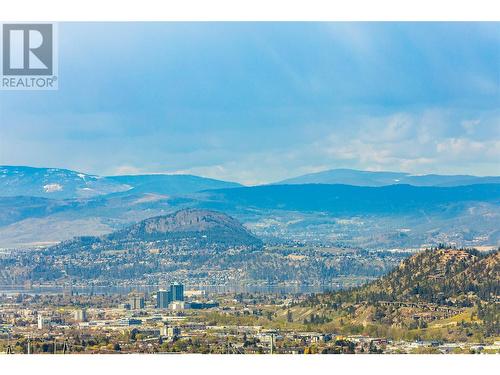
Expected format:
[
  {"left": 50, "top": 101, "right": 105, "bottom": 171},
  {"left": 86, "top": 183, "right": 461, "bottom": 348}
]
[
  {"left": 278, "top": 168, "right": 500, "bottom": 187},
  {"left": 199, "top": 183, "right": 500, "bottom": 215},
  {"left": 1, "top": 166, "right": 498, "bottom": 201},
  {"left": 0, "top": 166, "right": 240, "bottom": 199},
  {"left": 0, "top": 165, "right": 499, "bottom": 249}
]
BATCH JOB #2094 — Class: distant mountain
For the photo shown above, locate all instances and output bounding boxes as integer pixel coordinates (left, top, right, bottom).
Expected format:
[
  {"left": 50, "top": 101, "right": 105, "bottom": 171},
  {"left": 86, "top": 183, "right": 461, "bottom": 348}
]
[
  {"left": 0, "top": 166, "right": 241, "bottom": 199},
  {"left": 105, "top": 174, "right": 241, "bottom": 196},
  {"left": 277, "top": 168, "right": 500, "bottom": 187},
  {"left": 50, "top": 209, "right": 262, "bottom": 256},
  {"left": 1, "top": 183, "right": 498, "bottom": 249},
  {"left": 105, "top": 208, "right": 262, "bottom": 247},
  {"left": 0, "top": 209, "right": 407, "bottom": 286},
  {"left": 0, "top": 196, "right": 77, "bottom": 226},
  {"left": 200, "top": 183, "right": 500, "bottom": 215},
  {"left": 0, "top": 166, "right": 130, "bottom": 199}
]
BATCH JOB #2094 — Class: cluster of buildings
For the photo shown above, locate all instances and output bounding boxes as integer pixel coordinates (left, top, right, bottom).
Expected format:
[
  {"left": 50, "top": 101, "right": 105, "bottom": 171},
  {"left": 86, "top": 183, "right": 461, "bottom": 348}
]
[
  {"left": 36, "top": 308, "right": 88, "bottom": 329},
  {"left": 123, "top": 283, "right": 218, "bottom": 312},
  {"left": 156, "top": 283, "right": 184, "bottom": 310},
  {"left": 120, "top": 283, "right": 187, "bottom": 311},
  {"left": 1, "top": 290, "right": 498, "bottom": 354}
]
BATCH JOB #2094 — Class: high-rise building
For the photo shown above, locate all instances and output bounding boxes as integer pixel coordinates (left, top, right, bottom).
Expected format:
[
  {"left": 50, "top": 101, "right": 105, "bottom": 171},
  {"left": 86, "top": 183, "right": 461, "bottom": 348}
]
[
  {"left": 160, "top": 325, "right": 181, "bottom": 337},
  {"left": 37, "top": 314, "right": 46, "bottom": 329},
  {"left": 74, "top": 308, "right": 87, "bottom": 322},
  {"left": 156, "top": 290, "right": 172, "bottom": 309},
  {"left": 129, "top": 295, "right": 145, "bottom": 310},
  {"left": 170, "top": 283, "right": 184, "bottom": 301},
  {"left": 170, "top": 301, "right": 185, "bottom": 311}
]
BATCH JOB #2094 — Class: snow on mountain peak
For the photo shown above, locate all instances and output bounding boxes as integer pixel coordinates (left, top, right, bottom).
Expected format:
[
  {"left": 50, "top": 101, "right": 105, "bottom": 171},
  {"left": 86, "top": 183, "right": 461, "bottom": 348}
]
[{"left": 43, "top": 183, "right": 63, "bottom": 193}]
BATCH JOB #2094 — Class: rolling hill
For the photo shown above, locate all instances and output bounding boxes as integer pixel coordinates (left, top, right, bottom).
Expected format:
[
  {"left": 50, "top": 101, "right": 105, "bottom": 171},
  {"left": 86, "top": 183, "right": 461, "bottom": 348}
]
[
  {"left": 0, "top": 209, "right": 408, "bottom": 286},
  {"left": 278, "top": 168, "right": 500, "bottom": 187},
  {"left": 0, "top": 183, "right": 499, "bottom": 249},
  {"left": 0, "top": 166, "right": 241, "bottom": 199},
  {"left": 291, "top": 247, "right": 499, "bottom": 341},
  {"left": 105, "top": 174, "right": 241, "bottom": 196},
  {"left": 0, "top": 166, "right": 130, "bottom": 199},
  {"left": 200, "top": 183, "right": 500, "bottom": 215},
  {"left": 105, "top": 208, "right": 262, "bottom": 247},
  {"left": 338, "top": 247, "right": 499, "bottom": 305},
  {"left": 50, "top": 208, "right": 263, "bottom": 255}
]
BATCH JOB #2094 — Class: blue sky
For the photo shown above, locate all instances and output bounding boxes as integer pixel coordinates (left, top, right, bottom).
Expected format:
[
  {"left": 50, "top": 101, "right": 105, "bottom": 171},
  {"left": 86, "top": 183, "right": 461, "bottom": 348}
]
[{"left": 1, "top": 22, "right": 499, "bottom": 184}]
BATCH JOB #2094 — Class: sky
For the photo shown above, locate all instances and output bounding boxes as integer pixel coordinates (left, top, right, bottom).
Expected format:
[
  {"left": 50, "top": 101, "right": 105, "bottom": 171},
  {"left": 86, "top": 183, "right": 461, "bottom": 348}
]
[{"left": 0, "top": 22, "right": 499, "bottom": 185}]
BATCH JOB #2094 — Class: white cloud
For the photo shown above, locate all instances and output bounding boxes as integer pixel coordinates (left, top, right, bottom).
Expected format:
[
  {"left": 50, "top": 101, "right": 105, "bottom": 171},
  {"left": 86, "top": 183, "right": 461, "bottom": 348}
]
[
  {"left": 461, "top": 119, "right": 480, "bottom": 135},
  {"left": 156, "top": 109, "right": 500, "bottom": 184},
  {"left": 436, "top": 138, "right": 500, "bottom": 161},
  {"left": 112, "top": 165, "right": 142, "bottom": 175}
]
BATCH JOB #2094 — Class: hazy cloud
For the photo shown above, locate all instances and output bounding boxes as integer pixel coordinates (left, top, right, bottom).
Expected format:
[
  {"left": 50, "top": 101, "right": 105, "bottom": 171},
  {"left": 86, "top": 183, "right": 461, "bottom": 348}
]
[{"left": 0, "top": 23, "right": 498, "bottom": 184}]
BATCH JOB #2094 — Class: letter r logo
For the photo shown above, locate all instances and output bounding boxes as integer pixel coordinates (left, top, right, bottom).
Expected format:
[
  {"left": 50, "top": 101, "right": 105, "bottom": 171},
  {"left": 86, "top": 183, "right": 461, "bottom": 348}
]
[{"left": 2, "top": 24, "right": 53, "bottom": 75}]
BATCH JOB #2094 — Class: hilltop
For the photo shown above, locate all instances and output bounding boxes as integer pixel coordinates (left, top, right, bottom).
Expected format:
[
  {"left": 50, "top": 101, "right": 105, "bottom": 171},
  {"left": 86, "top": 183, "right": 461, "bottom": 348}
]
[
  {"left": 0, "top": 209, "right": 264, "bottom": 284},
  {"left": 0, "top": 209, "right": 407, "bottom": 286},
  {"left": 348, "top": 247, "right": 499, "bottom": 305},
  {"left": 51, "top": 209, "right": 263, "bottom": 254},
  {"left": 280, "top": 248, "right": 500, "bottom": 341},
  {"left": 105, "top": 208, "right": 262, "bottom": 247}
]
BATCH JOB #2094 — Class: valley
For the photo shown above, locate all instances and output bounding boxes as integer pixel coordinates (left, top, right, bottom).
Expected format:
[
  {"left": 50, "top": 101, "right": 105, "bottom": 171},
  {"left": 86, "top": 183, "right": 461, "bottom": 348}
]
[{"left": 0, "top": 165, "right": 498, "bottom": 354}]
